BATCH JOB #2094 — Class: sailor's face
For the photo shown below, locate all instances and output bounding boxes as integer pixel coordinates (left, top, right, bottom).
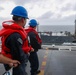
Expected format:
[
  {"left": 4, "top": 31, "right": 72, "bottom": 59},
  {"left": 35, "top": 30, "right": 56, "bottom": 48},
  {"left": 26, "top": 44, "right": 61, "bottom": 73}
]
[{"left": 23, "top": 19, "right": 27, "bottom": 28}]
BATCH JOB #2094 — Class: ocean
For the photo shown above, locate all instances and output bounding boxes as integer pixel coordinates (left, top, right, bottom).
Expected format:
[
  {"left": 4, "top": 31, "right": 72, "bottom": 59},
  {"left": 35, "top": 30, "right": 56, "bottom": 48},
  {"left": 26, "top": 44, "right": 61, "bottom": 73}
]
[
  {"left": 0, "top": 25, "right": 75, "bottom": 34},
  {"left": 38, "top": 25, "right": 75, "bottom": 34}
]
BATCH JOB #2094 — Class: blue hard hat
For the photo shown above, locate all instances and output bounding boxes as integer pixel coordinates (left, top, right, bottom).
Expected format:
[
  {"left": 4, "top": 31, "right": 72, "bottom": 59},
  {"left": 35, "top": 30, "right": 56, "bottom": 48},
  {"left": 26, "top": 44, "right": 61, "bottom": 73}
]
[
  {"left": 29, "top": 19, "right": 38, "bottom": 27},
  {"left": 11, "top": 6, "right": 29, "bottom": 19}
]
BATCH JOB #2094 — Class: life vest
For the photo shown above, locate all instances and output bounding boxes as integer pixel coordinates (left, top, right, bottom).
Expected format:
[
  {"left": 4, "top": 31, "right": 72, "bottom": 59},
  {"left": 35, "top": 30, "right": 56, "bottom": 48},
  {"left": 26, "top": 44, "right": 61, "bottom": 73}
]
[
  {"left": 25, "top": 27, "right": 42, "bottom": 44},
  {"left": 0, "top": 20, "right": 31, "bottom": 58}
]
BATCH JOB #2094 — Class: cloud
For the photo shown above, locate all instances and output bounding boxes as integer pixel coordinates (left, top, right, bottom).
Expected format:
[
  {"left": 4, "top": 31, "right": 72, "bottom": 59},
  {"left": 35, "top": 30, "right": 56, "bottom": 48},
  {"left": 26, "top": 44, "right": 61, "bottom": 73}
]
[
  {"left": 73, "top": 4, "right": 76, "bottom": 11},
  {"left": 0, "top": 6, "right": 4, "bottom": 14},
  {"left": 37, "top": 14, "right": 76, "bottom": 25},
  {"left": 60, "top": 4, "right": 72, "bottom": 12},
  {"left": 12, "top": 0, "right": 41, "bottom": 5},
  {"left": 37, "top": 11, "right": 54, "bottom": 19},
  {"left": 0, "top": 0, "right": 76, "bottom": 26},
  {"left": 0, "top": 6, "right": 4, "bottom": 11},
  {"left": 13, "top": 0, "right": 28, "bottom": 5}
]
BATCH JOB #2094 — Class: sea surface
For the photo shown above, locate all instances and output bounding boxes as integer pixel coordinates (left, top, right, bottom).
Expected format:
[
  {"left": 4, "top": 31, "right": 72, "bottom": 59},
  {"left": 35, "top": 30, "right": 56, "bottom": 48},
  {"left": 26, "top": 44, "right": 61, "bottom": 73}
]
[
  {"left": 38, "top": 25, "right": 75, "bottom": 34},
  {"left": 0, "top": 25, "right": 75, "bottom": 34}
]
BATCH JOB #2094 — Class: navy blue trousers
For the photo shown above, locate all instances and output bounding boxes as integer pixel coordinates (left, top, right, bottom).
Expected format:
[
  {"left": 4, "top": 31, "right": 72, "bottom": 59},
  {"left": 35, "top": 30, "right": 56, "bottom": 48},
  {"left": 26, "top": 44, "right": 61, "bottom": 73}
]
[{"left": 29, "top": 52, "right": 39, "bottom": 75}]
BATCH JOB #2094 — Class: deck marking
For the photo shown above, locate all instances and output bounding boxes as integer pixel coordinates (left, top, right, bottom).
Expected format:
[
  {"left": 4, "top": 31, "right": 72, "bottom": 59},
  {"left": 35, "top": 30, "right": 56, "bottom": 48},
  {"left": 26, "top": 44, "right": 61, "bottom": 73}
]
[
  {"left": 38, "top": 50, "right": 49, "bottom": 75},
  {"left": 38, "top": 70, "right": 44, "bottom": 75}
]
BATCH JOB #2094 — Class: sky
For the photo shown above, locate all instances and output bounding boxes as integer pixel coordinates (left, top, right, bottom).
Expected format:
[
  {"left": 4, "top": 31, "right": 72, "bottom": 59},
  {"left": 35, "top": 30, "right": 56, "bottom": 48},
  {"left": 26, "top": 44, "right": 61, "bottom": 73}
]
[{"left": 0, "top": 0, "right": 76, "bottom": 26}]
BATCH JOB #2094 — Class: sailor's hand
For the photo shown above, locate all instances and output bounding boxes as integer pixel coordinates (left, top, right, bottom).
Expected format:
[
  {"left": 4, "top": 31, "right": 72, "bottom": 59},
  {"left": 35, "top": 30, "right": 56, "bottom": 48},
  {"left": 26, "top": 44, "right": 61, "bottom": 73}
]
[
  {"left": 9, "top": 60, "right": 20, "bottom": 67},
  {"left": 31, "top": 48, "right": 34, "bottom": 52},
  {"left": 28, "top": 52, "right": 30, "bottom": 56}
]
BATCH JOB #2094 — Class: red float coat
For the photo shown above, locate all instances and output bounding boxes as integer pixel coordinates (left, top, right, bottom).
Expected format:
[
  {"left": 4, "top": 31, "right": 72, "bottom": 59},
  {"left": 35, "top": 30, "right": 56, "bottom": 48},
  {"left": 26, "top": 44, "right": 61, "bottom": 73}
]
[
  {"left": 0, "top": 20, "right": 32, "bottom": 58},
  {"left": 25, "top": 27, "right": 42, "bottom": 44}
]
